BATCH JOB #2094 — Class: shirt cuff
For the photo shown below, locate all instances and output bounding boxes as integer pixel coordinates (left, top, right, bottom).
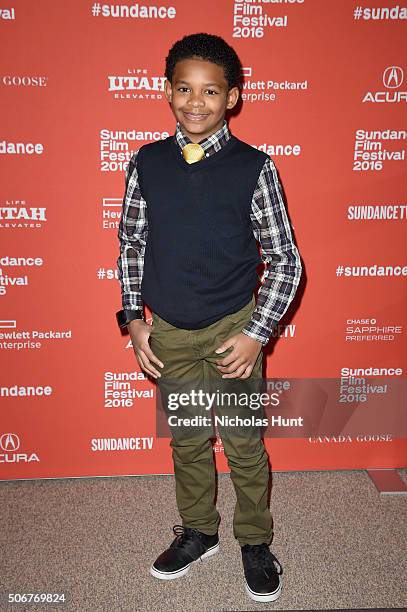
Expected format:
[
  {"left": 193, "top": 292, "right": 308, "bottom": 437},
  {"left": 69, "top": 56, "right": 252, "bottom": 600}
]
[{"left": 241, "top": 327, "right": 269, "bottom": 347}]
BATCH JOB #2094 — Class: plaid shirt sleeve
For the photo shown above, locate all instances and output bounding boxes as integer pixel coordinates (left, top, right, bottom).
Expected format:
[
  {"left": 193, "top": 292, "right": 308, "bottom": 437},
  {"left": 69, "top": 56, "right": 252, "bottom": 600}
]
[
  {"left": 116, "top": 150, "right": 148, "bottom": 316},
  {"left": 241, "top": 157, "right": 303, "bottom": 346}
]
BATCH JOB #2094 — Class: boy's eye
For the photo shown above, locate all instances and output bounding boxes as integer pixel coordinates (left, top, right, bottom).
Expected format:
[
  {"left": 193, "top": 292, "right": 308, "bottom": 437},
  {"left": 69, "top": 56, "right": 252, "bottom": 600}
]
[{"left": 178, "top": 87, "right": 218, "bottom": 95}]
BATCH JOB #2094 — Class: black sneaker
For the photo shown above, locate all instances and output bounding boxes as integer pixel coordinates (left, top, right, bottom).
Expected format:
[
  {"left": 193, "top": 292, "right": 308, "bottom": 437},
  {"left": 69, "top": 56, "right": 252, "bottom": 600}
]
[
  {"left": 241, "top": 543, "right": 283, "bottom": 602},
  {"left": 150, "top": 524, "right": 219, "bottom": 580}
]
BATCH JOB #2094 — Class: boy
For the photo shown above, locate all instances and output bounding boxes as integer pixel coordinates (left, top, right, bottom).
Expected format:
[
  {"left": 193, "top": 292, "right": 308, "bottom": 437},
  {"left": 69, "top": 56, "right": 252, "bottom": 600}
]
[{"left": 116, "top": 33, "right": 302, "bottom": 603}]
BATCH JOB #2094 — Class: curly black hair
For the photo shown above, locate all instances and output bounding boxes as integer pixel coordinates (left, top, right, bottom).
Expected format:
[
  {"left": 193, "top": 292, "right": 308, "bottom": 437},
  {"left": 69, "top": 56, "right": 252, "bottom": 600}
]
[{"left": 165, "top": 33, "right": 243, "bottom": 91}]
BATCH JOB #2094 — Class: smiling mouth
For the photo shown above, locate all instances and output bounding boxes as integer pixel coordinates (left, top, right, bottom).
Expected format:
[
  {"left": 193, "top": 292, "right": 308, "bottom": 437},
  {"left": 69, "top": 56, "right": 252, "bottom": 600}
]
[{"left": 183, "top": 111, "right": 209, "bottom": 121}]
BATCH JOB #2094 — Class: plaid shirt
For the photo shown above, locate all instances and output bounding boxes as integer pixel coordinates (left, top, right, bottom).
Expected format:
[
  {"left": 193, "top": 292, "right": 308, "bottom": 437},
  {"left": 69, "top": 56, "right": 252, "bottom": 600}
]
[{"left": 117, "top": 120, "right": 302, "bottom": 346}]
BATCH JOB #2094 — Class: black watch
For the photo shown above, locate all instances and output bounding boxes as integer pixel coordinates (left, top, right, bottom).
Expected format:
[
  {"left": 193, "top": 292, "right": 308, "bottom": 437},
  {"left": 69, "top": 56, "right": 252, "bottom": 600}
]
[{"left": 116, "top": 309, "right": 143, "bottom": 328}]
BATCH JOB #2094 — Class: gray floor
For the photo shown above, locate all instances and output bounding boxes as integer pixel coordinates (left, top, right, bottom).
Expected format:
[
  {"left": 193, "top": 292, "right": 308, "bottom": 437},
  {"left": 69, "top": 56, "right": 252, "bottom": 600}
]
[{"left": 2, "top": 469, "right": 407, "bottom": 612}]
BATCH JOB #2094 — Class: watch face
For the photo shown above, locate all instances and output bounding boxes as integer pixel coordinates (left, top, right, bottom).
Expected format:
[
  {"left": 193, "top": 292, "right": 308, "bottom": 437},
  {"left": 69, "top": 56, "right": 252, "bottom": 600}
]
[{"left": 116, "top": 309, "right": 143, "bottom": 327}]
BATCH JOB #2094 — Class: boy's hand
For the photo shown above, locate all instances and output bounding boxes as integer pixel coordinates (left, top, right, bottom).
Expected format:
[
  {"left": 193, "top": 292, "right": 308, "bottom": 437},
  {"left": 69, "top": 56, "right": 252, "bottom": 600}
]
[
  {"left": 127, "top": 319, "right": 164, "bottom": 379},
  {"left": 215, "top": 332, "right": 262, "bottom": 379}
]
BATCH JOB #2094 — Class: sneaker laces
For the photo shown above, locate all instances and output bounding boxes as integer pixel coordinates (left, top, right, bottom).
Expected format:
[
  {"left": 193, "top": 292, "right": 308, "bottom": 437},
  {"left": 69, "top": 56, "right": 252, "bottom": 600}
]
[
  {"left": 171, "top": 524, "right": 202, "bottom": 550},
  {"left": 244, "top": 544, "right": 283, "bottom": 575}
]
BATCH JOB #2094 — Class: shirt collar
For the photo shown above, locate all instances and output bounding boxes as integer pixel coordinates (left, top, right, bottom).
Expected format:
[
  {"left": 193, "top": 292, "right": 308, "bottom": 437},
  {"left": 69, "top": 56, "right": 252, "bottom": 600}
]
[{"left": 174, "top": 120, "right": 231, "bottom": 158}]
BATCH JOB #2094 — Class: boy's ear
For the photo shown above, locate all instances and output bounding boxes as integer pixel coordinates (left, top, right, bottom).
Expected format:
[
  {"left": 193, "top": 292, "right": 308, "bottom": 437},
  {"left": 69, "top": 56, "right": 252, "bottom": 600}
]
[
  {"left": 226, "top": 86, "right": 240, "bottom": 110},
  {"left": 164, "top": 79, "right": 172, "bottom": 102}
]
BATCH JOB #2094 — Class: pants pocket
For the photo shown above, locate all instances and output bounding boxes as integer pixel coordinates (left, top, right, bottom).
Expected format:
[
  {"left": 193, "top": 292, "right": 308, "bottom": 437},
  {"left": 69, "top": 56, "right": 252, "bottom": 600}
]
[{"left": 227, "top": 295, "right": 256, "bottom": 325}]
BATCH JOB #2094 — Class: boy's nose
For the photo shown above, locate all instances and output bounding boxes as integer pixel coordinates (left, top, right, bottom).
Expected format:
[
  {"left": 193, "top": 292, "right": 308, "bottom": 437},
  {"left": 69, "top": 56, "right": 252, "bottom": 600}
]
[
  {"left": 191, "top": 101, "right": 204, "bottom": 109},
  {"left": 189, "top": 93, "right": 205, "bottom": 107}
]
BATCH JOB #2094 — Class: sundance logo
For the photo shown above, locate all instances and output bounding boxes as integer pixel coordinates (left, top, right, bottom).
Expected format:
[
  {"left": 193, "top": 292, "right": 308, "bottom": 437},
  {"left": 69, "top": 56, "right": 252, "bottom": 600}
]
[
  {"left": 0, "top": 432, "right": 40, "bottom": 463},
  {"left": 363, "top": 66, "right": 407, "bottom": 103},
  {"left": 340, "top": 366, "right": 403, "bottom": 377}
]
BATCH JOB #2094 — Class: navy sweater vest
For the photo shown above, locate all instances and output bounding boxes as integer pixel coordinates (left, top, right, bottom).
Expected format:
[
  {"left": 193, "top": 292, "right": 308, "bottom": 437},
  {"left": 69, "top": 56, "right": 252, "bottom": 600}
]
[{"left": 137, "top": 134, "right": 268, "bottom": 329}]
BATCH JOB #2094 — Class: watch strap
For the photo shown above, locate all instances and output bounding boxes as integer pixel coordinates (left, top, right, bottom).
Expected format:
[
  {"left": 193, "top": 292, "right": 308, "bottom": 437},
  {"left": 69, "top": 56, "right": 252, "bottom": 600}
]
[{"left": 116, "top": 309, "right": 143, "bottom": 328}]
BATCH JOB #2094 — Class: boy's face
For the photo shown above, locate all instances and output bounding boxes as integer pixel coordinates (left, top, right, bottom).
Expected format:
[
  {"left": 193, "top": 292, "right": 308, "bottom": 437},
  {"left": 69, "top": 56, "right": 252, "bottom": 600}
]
[{"left": 164, "top": 57, "right": 239, "bottom": 142}]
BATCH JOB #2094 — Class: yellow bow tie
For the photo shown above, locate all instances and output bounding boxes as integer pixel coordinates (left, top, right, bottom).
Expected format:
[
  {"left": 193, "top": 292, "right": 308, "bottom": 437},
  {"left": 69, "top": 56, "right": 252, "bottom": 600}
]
[{"left": 182, "top": 143, "right": 205, "bottom": 164}]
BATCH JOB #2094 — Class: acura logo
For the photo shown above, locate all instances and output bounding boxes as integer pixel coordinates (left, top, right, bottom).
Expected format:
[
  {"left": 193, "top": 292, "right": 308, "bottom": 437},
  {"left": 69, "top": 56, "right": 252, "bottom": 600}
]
[
  {"left": 383, "top": 66, "right": 403, "bottom": 89},
  {"left": 0, "top": 432, "right": 20, "bottom": 451}
]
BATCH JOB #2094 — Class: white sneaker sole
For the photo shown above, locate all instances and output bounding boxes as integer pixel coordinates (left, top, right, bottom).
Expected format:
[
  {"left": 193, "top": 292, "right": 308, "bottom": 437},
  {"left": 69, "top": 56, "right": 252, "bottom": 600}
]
[
  {"left": 244, "top": 577, "right": 282, "bottom": 602},
  {"left": 149, "top": 542, "right": 220, "bottom": 580}
]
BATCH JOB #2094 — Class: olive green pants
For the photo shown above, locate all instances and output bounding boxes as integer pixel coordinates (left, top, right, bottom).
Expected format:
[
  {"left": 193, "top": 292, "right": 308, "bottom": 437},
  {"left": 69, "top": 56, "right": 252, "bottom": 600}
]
[{"left": 149, "top": 295, "right": 273, "bottom": 546}]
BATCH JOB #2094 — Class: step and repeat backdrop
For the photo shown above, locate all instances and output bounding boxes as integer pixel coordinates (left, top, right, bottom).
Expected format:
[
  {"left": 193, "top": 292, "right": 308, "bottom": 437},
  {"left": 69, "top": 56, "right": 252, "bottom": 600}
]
[{"left": 1, "top": 0, "right": 406, "bottom": 480}]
